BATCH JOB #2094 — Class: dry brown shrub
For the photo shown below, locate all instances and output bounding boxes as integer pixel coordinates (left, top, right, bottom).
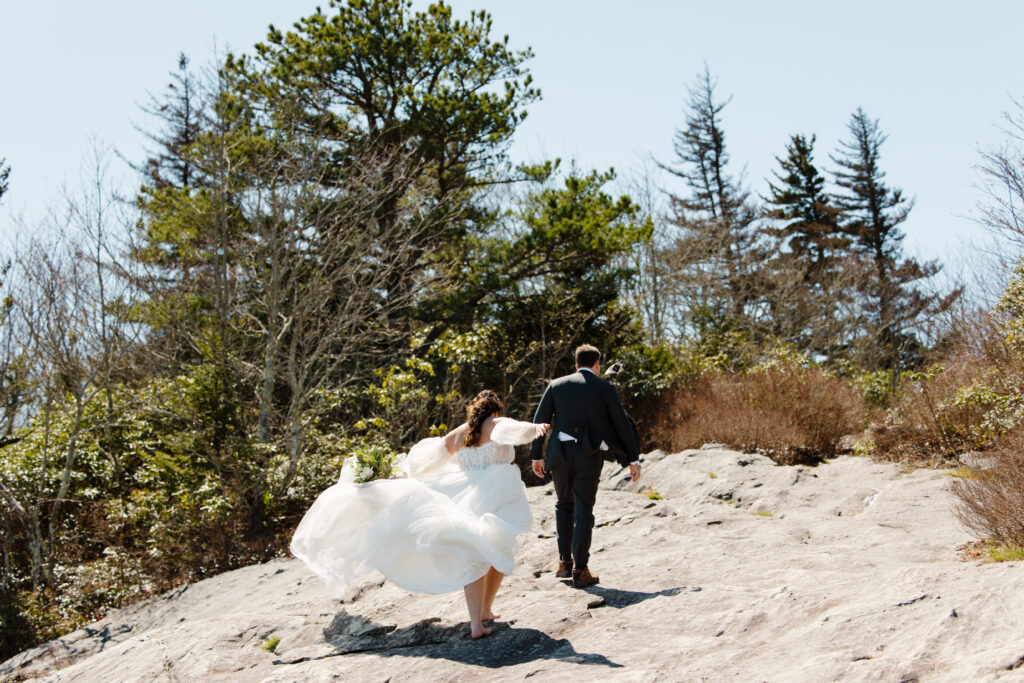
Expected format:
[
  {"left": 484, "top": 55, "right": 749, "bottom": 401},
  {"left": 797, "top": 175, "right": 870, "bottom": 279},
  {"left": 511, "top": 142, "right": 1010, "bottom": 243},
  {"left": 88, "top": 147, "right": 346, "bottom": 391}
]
[
  {"left": 951, "top": 426, "right": 1024, "bottom": 546},
  {"left": 647, "top": 366, "right": 866, "bottom": 465},
  {"left": 872, "top": 356, "right": 997, "bottom": 462}
]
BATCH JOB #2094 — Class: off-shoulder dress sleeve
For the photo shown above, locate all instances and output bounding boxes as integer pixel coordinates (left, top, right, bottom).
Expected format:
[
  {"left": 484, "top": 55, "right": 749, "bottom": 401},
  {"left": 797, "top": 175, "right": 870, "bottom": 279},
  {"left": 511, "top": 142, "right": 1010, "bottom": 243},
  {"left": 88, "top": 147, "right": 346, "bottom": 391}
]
[
  {"left": 490, "top": 418, "right": 540, "bottom": 446},
  {"left": 399, "top": 437, "right": 453, "bottom": 479}
]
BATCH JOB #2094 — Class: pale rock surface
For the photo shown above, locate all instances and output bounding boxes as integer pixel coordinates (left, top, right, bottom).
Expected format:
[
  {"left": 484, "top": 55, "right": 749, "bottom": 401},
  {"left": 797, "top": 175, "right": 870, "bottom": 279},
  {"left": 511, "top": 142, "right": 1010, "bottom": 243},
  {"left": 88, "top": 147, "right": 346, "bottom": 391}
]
[{"left": 4, "top": 448, "right": 1024, "bottom": 682}]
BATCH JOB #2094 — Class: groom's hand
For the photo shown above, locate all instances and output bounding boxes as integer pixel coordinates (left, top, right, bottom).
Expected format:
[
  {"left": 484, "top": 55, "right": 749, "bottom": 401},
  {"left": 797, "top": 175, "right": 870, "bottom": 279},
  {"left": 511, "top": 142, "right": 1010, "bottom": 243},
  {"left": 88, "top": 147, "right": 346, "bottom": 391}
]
[
  {"left": 629, "top": 463, "right": 641, "bottom": 482},
  {"left": 531, "top": 460, "right": 546, "bottom": 478}
]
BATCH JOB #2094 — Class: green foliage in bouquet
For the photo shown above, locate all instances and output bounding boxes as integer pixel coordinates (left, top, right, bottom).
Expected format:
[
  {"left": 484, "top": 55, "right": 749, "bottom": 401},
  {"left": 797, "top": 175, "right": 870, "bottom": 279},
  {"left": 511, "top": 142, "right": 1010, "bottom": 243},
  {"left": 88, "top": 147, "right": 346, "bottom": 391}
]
[{"left": 348, "top": 440, "right": 399, "bottom": 484}]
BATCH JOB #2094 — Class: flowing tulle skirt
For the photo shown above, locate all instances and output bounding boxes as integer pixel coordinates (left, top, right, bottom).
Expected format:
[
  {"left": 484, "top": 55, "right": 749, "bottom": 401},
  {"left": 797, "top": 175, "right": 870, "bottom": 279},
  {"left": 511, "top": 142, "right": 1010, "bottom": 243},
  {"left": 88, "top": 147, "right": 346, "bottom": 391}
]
[{"left": 290, "top": 458, "right": 532, "bottom": 596}]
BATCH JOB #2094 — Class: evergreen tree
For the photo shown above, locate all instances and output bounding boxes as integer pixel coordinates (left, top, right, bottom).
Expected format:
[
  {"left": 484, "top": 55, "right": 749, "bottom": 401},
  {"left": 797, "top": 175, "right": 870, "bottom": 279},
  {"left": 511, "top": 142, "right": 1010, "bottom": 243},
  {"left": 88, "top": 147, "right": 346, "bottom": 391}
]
[
  {"left": 661, "top": 66, "right": 763, "bottom": 350},
  {"left": 245, "top": 0, "right": 540, "bottom": 346},
  {"left": 424, "top": 169, "right": 649, "bottom": 406},
  {"left": 252, "top": 0, "right": 538, "bottom": 192},
  {"left": 138, "top": 53, "right": 202, "bottom": 190},
  {"left": 130, "top": 52, "right": 225, "bottom": 294},
  {"left": 831, "top": 108, "right": 957, "bottom": 371},
  {"left": 130, "top": 53, "right": 248, "bottom": 368},
  {"left": 763, "top": 134, "right": 853, "bottom": 357},
  {"left": 765, "top": 134, "right": 847, "bottom": 265}
]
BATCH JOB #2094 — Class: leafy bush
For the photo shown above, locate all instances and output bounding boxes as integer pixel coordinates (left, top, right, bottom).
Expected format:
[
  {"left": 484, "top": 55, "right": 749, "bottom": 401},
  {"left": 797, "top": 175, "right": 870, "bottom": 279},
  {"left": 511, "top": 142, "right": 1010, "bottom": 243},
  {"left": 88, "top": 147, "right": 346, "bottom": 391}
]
[
  {"left": 606, "top": 343, "right": 679, "bottom": 401},
  {"left": 0, "top": 369, "right": 272, "bottom": 659},
  {"left": 854, "top": 368, "right": 898, "bottom": 408},
  {"left": 310, "top": 358, "right": 462, "bottom": 450},
  {"left": 0, "top": 589, "right": 60, "bottom": 659},
  {"left": 0, "top": 354, "right": 467, "bottom": 660},
  {"left": 871, "top": 361, "right": 979, "bottom": 462},
  {"left": 52, "top": 547, "right": 151, "bottom": 626}
]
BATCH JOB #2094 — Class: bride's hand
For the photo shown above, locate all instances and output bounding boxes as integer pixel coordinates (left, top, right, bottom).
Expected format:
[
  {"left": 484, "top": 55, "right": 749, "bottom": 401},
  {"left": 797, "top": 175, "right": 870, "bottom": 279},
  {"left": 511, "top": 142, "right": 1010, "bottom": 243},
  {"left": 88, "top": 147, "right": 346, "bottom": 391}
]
[{"left": 534, "top": 423, "right": 550, "bottom": 439}]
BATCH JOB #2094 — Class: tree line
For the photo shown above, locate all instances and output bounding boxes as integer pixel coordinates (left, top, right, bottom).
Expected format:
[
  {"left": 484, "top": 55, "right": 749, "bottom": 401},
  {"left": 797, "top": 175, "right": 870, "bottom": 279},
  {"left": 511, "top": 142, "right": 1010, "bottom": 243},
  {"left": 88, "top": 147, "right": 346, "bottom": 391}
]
[{"left": 630, "top": 66, "right": 957, "bottom": 377}]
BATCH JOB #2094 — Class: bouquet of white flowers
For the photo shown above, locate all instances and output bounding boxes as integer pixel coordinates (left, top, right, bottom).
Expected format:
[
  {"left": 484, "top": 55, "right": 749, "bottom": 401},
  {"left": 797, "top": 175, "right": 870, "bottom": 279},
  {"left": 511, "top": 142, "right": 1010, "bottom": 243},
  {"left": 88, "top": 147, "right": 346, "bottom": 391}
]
[{"left": 338, "top": 441, "right": 399, "bottom": 484}]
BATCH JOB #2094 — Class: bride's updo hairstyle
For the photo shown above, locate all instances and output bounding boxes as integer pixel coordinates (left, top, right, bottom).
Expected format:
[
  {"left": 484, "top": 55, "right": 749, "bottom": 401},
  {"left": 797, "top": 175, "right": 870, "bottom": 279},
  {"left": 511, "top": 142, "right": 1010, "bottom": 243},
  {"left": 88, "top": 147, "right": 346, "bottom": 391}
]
[{"left": 464, "top": 390, "right": 503, "bottom": 448}]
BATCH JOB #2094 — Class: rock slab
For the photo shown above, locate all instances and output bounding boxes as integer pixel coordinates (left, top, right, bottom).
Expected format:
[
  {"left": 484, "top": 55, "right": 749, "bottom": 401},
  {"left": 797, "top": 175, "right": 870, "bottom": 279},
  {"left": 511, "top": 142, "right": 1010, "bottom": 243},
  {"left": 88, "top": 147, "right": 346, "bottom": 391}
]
[{"left": 4, "top": 450, "right": 1024, "bottom": 682}]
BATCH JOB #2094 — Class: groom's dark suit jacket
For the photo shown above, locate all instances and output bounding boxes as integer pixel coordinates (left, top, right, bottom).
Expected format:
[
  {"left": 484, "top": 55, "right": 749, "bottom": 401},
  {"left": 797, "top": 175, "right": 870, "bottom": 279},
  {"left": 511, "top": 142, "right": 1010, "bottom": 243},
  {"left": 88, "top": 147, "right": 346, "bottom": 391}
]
[{"left": 529, "top": 369, "right": 640, "bottom": 469}]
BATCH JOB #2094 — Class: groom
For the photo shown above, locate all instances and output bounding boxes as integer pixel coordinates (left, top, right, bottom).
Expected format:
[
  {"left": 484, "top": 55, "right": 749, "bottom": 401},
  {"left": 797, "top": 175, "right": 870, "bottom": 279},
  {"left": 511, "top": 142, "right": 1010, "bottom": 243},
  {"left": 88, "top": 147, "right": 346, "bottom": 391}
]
[{"left": 530, "top": 344, "right": 641, "bottom": 588}]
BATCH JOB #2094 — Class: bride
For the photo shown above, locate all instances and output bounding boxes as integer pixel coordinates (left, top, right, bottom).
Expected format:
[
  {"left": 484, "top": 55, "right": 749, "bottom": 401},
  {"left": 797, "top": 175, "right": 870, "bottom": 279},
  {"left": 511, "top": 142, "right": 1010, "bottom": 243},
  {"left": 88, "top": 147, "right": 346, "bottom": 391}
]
[{"left": 290, "top": 390, "right": 548, "bottom": 639}]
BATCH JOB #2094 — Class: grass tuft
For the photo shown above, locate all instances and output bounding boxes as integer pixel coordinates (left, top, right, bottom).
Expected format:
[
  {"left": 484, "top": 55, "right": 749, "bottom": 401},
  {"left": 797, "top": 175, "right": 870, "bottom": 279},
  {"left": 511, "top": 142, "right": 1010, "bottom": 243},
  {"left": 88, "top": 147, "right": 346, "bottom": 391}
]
[
  {"left": 989, "top": 544, "right": 1024, "bottom": 562},
  {"left": 260, "top": 636, "right": 281, "bottom": 653},
  {"left": 941, "top": 467, "right": 975, "bottom": 479}
]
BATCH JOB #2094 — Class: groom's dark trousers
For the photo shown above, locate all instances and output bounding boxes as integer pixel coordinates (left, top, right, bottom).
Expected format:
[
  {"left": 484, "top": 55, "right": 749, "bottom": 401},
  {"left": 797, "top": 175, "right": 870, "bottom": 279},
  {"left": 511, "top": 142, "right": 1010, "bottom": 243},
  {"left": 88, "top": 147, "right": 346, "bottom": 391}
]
[
  {"left": 550, "top": 439, "right": 603, "bottom": 569},
  {"left": 530, "top": 369, "right": 639, "bottom": 571}
]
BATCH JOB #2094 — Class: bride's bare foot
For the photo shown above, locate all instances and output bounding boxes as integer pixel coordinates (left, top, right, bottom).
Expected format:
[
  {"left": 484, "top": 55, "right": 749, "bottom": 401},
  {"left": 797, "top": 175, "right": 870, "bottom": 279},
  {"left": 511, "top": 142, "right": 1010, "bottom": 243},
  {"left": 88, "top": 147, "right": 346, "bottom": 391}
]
[
  {"left": 481, "top": 611, "right": 500, "bottom": 622},
  {"left": 470, "top": 623, "right": 493, "bottom": 639}
]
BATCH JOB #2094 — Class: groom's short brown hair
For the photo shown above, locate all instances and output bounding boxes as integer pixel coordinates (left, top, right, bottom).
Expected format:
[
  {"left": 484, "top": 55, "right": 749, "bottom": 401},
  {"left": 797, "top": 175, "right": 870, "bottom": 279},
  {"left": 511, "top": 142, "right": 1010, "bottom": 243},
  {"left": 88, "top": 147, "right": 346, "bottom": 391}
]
[{"left": 575, "top": 344, "right": 601, "bottom": 369}]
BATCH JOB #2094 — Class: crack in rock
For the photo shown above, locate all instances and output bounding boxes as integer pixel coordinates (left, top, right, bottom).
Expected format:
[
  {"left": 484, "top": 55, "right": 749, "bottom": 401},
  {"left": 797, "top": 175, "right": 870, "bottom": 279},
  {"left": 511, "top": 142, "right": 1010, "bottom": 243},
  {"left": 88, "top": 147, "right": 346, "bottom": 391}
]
[{"left": 895, "top": 595, "right": 929, "bottom": 607}]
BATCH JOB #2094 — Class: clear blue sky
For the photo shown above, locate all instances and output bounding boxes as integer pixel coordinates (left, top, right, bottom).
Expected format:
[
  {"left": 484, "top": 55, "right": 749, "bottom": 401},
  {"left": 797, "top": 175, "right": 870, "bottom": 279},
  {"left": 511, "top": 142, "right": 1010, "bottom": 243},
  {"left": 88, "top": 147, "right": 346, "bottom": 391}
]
[{"left": 2, "top": 1, "right": 1021, "bottom": 269}]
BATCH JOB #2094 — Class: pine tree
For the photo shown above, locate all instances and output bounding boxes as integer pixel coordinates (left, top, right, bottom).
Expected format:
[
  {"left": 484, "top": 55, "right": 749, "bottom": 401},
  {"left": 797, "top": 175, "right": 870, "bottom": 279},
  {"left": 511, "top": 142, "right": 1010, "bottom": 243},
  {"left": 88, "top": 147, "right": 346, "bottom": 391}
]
[
  {"left": 763, "top": 134, "right": 853, "bottom": 356},
  {"left": 661, "top": 66, "right": 763, "bottom": 351},
  {"left": 831, "top": 108, "right": 957, "bottom": 371},
  {"left": 129, "top": 51, "right": 256, "bottom": 381},
  {"left": 249, "top": 0, "right": 540, "bottom": 349},
  {"left": 137, "top": 53, "right": 202, "bottom": 190},
  {"left": 765, "top": 134, "right": 847, "bottom": 265}
]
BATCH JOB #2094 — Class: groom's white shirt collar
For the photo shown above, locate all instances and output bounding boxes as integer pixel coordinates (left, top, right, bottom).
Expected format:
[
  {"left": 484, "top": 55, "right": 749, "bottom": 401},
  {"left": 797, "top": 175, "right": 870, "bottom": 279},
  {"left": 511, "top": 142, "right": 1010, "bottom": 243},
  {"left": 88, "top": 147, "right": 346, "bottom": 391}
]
[{"left": 577, "top": 367, "right": 596, "bottom": 375}]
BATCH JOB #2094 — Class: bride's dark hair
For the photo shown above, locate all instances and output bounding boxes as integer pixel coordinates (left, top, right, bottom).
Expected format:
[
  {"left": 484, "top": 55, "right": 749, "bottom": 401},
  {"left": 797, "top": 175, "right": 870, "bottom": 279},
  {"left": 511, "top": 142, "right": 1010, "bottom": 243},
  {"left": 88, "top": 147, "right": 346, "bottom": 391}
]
[{"left": 464, "top": 390, "right": 503, "bottom": 448}]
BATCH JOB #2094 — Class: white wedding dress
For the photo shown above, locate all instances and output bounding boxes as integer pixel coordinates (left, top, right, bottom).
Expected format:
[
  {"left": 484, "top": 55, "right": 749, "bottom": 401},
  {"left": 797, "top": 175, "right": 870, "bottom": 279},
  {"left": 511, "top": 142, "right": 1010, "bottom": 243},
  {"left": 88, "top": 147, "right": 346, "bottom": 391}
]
[{"left": 290, "top": 418, "right": 537, "bottom": 596}]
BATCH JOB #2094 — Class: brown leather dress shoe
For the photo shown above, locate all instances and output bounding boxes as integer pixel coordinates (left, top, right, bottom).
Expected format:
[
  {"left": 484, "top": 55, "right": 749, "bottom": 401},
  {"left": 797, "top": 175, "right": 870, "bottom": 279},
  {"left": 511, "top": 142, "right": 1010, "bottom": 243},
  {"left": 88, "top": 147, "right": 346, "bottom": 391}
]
[
  {"left": 572, "top": 567, "right": 599, "bottom": 588},
  {"left": 555, "top": 558, "right": 573, "bottom": 578}
]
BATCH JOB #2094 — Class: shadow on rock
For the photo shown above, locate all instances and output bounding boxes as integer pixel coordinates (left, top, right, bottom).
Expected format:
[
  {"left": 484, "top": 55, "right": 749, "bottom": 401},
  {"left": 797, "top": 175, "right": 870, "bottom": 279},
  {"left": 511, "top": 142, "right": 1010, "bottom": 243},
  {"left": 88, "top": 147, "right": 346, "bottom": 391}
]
[
  {"left": 553, "top": 581, "right": 685, "bottom": 608},
  {"left": 579, "top": 585, "right": 685, "bottom": 609},
  {"left": 374, "top": 620, "right": 623, "bottom": 669},
  {"left": 275, "top": 611, "right": 621, "bottom": 669}
]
